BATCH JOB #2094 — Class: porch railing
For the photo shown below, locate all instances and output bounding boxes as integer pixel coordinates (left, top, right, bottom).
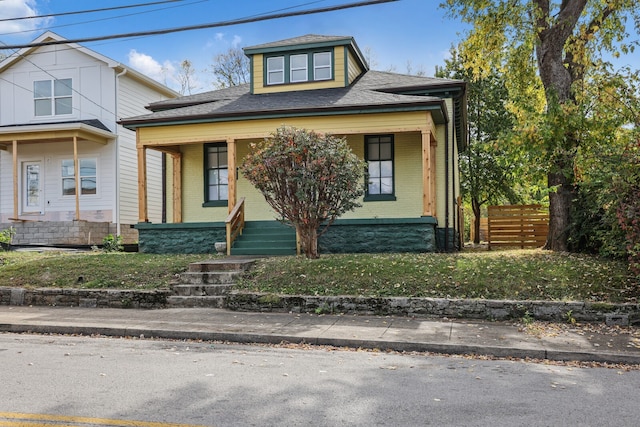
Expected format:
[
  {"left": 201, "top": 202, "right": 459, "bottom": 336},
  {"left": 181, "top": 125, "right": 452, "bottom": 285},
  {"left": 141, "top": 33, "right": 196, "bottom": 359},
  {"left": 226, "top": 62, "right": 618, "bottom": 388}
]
[{"left": 225, "top": 197, "right": 245, "bottom": 256}]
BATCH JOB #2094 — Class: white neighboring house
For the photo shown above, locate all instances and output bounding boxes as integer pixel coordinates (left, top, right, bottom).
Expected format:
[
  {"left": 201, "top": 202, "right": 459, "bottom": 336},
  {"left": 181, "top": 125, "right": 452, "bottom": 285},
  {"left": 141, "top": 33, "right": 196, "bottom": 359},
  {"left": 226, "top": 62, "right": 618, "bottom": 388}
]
[{"left": 0, "top": 31, "right": 178, "bottom": 246}]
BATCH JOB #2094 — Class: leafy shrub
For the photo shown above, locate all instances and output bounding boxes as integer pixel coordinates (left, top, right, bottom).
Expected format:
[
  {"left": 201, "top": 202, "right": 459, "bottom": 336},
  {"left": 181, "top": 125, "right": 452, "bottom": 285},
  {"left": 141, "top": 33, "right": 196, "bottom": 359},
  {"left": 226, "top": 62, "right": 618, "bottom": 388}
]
[
  {"left": 0, "top": 227, "right": 15, "bottom": 248},
  {"left": 102, "top": 234, "right": 123, "bottom": 252}
]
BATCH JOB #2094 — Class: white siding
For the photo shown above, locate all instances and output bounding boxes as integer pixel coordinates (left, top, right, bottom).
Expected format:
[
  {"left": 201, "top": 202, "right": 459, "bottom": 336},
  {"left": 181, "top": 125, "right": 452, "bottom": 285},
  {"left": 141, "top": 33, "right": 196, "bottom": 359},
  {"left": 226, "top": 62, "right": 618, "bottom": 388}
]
[
  {"left": 116, "top": 75, "right": 172, "bottom": 225},
  {"left": 0, "top": 39, "right": 175, "bottom": 231}
]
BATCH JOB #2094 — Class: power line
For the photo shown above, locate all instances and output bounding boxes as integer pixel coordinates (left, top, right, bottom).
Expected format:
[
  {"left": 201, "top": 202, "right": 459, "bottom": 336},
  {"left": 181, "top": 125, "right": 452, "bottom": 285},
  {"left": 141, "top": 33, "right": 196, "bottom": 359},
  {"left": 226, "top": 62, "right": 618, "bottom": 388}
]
[
  {"left": 0, "top": 0, "right": 208, "bottom": 37},
  {"left": 0, "top": 0, "right": 186, "bottom": 22},
  {"left": 0, "top": 0, "right": 400, "bottom": 50}
]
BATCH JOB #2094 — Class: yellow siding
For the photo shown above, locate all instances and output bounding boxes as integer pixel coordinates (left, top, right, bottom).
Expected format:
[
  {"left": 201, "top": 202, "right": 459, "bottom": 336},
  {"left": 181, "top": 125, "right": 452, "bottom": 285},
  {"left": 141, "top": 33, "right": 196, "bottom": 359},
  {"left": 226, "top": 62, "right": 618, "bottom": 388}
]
[
  {"left": 176, "top": 133, "right": 426, "bottom": 222},
  {"left": 251, "top": 47, "right": 347, "bottom": 94},
  {"left": 347, "top": 49, "right": 364, "bottom": 84},
  {"left": 434, "top": 98, "right": 455, "bottom": 226},
  {"left": 138, "top": 111, "right": 434, "bottom": 147}
]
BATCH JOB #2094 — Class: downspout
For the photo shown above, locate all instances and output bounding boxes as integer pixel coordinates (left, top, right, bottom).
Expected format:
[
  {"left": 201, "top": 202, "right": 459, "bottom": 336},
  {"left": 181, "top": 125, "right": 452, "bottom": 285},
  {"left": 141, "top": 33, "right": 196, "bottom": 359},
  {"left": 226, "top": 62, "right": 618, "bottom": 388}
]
[
  {"left": 444, "top": 118, "right": 449, "bottom": 252},
  {"left": 451, "top": 99, "right": 457, "bottom": 250},
  {"left": 115, "top": 68, "right": 127, "bottom": 237}
]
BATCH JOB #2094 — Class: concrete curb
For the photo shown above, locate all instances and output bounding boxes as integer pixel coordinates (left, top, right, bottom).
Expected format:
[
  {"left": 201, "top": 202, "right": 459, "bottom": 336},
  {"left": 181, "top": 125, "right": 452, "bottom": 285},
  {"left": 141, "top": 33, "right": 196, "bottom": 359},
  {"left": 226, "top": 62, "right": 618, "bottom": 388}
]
[{"left": 3, "top": 322, "right": 639, "bottom": 365}]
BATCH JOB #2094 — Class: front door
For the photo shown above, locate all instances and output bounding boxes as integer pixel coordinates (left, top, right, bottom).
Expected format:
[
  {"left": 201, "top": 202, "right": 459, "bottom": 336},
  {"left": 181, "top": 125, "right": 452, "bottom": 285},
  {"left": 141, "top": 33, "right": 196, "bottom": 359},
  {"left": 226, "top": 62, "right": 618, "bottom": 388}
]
[{"left": 22, "top": 161, "right": 43, "bottom": 214}]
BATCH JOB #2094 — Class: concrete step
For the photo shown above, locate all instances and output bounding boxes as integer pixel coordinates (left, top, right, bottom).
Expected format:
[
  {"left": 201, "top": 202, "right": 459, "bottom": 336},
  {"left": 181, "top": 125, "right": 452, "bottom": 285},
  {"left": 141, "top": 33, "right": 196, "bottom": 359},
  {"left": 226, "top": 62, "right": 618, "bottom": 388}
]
[
  {"left": 166, "top": 296, "right": 226, "bottom": 308},
  {"left": 188, "top": 259, "right": 256, "bottom": 273},
  {"left": 172, "top": 284, "right": 235, "bottom": 296},
  {"left": 179, "top": 271, "right": 239, "bottom": 285}
]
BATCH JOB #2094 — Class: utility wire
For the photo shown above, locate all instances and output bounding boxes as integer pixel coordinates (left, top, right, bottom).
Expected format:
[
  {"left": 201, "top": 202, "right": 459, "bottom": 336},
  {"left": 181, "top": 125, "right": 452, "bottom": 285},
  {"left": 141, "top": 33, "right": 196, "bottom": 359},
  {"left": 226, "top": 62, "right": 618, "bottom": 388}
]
[
  {"left": 0, "top": 0, "right": 208, "bottom": 37},
  {"left": 0, "top": 0, "right": 400, "bottom": 50},
  {"left": 0, "top": 0, "right": 186, "bottom": 22}
]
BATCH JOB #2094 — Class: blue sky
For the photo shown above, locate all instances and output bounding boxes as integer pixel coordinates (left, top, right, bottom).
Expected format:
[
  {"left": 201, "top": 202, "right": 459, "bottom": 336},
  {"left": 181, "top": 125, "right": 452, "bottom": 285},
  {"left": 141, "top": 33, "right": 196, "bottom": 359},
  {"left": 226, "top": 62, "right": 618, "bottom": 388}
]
[
  {"left": 0, "top": 0, "right": 467, "bottom": 92},
  {"left": 1, "top": 0, "right": 638, "bottom": 94}
]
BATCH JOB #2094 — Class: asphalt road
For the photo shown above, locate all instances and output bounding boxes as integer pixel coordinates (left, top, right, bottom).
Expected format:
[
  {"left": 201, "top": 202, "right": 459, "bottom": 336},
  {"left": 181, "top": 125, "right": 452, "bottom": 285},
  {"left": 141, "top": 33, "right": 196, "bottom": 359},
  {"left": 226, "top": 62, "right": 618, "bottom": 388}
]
[{"left": 1, "top": 333, "right": 639, "bottom": 426}]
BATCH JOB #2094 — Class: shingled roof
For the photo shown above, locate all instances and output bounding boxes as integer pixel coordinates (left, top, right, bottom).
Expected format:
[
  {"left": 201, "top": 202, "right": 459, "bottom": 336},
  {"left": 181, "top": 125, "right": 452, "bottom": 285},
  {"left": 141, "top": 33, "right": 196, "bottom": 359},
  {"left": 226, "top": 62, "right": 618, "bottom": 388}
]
[{"left": 120, "top": 70, "right": 463, "bottom": 127}]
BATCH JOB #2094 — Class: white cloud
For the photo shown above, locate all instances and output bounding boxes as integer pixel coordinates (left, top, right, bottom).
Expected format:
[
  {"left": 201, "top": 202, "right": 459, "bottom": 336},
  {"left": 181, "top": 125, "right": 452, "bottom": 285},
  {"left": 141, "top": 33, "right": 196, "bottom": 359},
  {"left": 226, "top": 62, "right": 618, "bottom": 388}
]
[
  {"left": 128, "top": 49, "right": 176, "bottom": 86},
  {"left": 231, "top": 35, "right": 242, "bottom": 48},
  {"left": 215, "top": 33, "right": 225, "bottom": 41},
  {"left": 0, "top": 0, "right": 52, "bottom": 36}
]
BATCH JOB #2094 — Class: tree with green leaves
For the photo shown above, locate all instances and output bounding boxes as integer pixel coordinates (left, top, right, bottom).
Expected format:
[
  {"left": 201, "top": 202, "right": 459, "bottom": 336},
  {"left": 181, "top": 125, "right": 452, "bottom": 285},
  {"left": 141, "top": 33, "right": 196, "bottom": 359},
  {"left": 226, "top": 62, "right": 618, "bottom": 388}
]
[
  {"left": 436, "top": 46, "right": 522, "bottom": 243},
  {"left": 441, "top": 0, "right": 640, "bottom": 251},
  {"left": 240, "top": 126, "right": 365, "bottom": 259}
]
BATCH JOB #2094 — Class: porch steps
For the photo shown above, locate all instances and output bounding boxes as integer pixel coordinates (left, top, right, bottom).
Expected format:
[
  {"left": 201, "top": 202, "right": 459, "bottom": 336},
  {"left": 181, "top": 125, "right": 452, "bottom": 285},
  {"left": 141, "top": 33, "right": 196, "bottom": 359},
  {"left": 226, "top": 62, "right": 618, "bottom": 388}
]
[
  {"left": 167, "top": 258, "right": 255, "bottom": 308},
  {"left": 230, "top": 221, "right": 296, "bottom": 256}
]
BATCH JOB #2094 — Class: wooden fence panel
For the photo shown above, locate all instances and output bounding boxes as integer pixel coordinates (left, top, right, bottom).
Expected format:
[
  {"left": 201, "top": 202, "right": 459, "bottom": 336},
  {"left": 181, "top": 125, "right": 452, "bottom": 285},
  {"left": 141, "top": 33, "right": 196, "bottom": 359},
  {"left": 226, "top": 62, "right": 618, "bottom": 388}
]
[{"left": 488, "top": 205, "right": 549, "bottom": 249}]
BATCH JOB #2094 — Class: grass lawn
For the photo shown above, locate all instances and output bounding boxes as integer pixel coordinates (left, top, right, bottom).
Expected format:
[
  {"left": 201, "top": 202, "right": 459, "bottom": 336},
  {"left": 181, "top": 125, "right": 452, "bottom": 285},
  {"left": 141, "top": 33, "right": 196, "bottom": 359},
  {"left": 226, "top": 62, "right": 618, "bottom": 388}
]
[{"left": 0, "top": 249, "right": 637, "bottom": 303}]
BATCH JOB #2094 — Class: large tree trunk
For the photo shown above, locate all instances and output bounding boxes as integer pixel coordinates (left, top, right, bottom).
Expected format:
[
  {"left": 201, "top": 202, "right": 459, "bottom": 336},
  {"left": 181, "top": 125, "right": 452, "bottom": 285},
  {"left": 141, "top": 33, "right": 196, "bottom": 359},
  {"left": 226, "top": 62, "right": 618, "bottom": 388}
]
[
  {"left": 533, "top": 0, "right": 586, "bottom": 251},
  {"left": 544, "top": 170, "right": 573, "bottom": 251}
]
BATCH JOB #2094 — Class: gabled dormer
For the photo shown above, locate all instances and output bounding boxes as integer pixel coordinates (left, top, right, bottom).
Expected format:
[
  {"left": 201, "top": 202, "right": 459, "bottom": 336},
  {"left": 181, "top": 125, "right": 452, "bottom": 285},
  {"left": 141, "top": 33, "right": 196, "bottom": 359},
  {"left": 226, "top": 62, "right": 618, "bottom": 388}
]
[{"left": 243, "top": 34, "right": 368, "bottom": 95}]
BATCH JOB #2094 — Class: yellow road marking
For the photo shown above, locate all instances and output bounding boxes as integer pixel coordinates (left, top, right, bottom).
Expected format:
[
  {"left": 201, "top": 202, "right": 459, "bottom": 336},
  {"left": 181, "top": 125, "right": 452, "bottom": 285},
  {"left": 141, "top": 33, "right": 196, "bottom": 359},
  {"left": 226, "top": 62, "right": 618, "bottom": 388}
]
[{"left": 0, "top": 413, "right": 208, "bottom": 427}]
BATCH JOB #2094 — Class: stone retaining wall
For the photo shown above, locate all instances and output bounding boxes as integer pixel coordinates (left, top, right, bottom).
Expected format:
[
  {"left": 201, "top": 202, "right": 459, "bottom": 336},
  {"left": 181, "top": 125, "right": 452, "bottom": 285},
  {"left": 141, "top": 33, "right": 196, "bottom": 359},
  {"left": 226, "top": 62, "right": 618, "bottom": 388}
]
[
  {"left": 2, "top": 287, "right": 638, "bottom": 324},
  {"left": 226, "top": 292, "right": 640, "bottom": 324},
  {"left": 0, "top": 287, "right": 171, "bottom": 309}
]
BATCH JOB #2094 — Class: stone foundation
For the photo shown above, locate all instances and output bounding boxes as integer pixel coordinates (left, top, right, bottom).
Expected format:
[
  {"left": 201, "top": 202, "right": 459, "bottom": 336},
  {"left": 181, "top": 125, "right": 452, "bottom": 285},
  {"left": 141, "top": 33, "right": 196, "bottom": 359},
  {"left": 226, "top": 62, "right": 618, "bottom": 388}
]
[
  {"left": 136, "top": 222, "right": 226, "bottom": 254},
  {"left": 6, "top": 221, "right": 139, "bottom": 246},
  {"left": 319, "top": 218, "right": 438, "bottom": 253}
]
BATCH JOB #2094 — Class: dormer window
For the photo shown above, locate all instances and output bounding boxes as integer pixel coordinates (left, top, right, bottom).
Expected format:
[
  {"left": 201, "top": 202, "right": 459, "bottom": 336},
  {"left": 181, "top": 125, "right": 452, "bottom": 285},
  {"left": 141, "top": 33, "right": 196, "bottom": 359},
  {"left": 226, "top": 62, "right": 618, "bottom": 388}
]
[
  {"left": 266, "top": 57, "right": 285, "bottom": 85},
  {"left": 290, "top": 54, "right": 308, "bottom": 82},
  {"left": 265, "top": 51, "right": 333, "bottom": 85},
  {"left": 314, "top": 52, "right": 332, "bottom": 80}
]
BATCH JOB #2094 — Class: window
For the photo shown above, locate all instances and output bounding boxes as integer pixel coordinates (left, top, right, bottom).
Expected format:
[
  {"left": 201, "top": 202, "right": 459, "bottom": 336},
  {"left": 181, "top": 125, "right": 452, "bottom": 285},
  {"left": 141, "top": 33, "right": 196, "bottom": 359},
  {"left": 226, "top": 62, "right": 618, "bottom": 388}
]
[
  {"left": 267, "top": 56, "right": 285, "bottom": 85},
  {"left": 205, "top": 143, "right": 228, "bottom": 205},
  {"left": 313, "top": 52, "right": 332, "bottom": 80},
  {"left": 61, "top": 158, "right": 97, "bottom": 196},
  {"left": 265, "top": 51, "right": 332, "bottom": 85},
  {"left": 290, "top": 54, "right": 308, "bottom": 82},
  {"left": 34, "top": 79, "right": 72, "bottom": 116},
  {"left": 365, "top": 135, "right": 395, "bottom": 201}
]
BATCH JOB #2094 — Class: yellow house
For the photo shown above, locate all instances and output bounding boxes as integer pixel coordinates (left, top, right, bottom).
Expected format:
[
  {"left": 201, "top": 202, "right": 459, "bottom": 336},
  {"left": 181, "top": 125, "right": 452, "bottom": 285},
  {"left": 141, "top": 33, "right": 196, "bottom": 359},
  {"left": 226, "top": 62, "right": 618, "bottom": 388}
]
[{"left": 120, "top": 35, "right": 467, "bottom": 255}]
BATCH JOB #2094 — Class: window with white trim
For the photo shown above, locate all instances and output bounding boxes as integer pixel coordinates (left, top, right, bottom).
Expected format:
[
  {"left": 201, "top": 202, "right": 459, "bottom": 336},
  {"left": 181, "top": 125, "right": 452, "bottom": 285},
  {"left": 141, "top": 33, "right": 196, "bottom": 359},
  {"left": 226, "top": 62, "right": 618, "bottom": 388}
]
[
  {"left": 266, "top": 56, "right": 285, "bottom": 85},
  {"left": 61, "top": 158, "right": 97, "bottom": 196},
  {"left": 34, "top": 79, "right": 72, "bottom": 116},
  {"left": 313, "top": 52, "right": 332, "bottom": 80},
  {"left": 290, "top": 54, "right": 308, "bottom": 82}
]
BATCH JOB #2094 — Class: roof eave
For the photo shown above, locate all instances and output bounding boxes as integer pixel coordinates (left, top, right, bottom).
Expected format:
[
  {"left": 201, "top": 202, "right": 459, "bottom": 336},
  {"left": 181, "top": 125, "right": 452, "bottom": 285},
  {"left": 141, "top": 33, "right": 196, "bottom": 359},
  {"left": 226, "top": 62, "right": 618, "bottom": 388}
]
[{"left": 120, "top": 101, "right": 447, "bottom": 130}]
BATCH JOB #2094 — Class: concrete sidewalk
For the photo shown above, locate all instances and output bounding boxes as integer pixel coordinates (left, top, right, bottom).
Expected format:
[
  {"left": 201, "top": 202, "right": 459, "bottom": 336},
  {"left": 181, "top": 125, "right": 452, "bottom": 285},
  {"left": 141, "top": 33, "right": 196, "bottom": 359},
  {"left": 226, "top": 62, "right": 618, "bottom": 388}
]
[{"left": 0, "top": 306, "right": 639, "bottom": 364}]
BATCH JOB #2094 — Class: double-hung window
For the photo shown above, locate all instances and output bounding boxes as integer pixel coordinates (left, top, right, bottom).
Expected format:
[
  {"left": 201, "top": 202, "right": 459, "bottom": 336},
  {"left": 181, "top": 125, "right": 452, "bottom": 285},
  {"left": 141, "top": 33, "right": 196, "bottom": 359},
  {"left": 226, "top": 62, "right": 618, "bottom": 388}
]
[
  {"left": 313, "top": 52, "right": 332, "bottom": 80},
  {"left": 290, "top": 54, "right": 308, "bottom": 82},
  {"left": 204, "top": 143, "right": 228, "bottom": 206},
  {"left": 266, "top": 56, "right": 285, "bottom": 85},
  {"left": 61, "top": 158, "right": 97, "bottom": 196},
  {"left": 365, "top": 135, "right": 395, "bottom": 201},
  {"left": 34, "top": 78, "right": 72, "bottom": 116}
]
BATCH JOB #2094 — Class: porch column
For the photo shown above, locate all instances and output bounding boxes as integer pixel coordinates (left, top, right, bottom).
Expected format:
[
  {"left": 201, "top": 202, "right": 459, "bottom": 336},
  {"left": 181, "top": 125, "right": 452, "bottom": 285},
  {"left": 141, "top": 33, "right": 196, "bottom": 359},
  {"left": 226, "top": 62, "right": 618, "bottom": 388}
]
[
  {"left": 12, "top": 140, "right": 18, "bottom": 220},
  {"left": 171, "top": 152, "right": 182, "bottom": 223},
  {"left": 227, "top": 138, "right": 237, "bottom": 214},
  {"left": 137, "top": 144, "right": 148, "bottom": 223},
  {"left": 73, "top": 136, "right": 80, "bottom": 221},
  {"left": 421, "top": 130, "right": 435, "bottom": 217}
]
